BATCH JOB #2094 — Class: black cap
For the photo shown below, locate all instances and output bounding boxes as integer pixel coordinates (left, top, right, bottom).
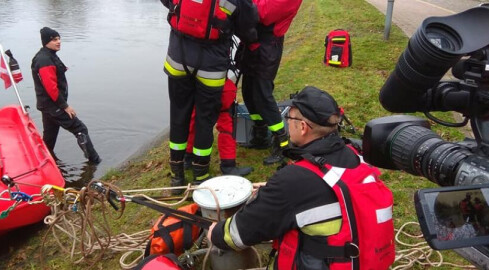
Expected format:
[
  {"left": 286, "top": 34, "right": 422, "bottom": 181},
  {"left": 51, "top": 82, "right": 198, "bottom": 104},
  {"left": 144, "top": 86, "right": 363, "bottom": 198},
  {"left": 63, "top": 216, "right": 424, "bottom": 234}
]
[
  {"left": 40, "top": 27, "right": 60, "bottom": 47},
  {"left": 291, "top": 86, "right": 340, "bottom": 126}
]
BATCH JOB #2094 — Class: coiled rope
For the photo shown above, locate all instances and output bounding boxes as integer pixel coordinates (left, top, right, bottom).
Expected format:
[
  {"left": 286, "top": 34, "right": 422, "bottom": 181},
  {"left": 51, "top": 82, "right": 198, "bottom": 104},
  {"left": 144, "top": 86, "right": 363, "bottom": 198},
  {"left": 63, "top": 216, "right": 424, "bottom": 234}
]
[
  {"left": 38, "top": 180, "right": 263, "bottom": 269},
  {"left": 392, "top": 221, "right": 476, "bottom": 269}
]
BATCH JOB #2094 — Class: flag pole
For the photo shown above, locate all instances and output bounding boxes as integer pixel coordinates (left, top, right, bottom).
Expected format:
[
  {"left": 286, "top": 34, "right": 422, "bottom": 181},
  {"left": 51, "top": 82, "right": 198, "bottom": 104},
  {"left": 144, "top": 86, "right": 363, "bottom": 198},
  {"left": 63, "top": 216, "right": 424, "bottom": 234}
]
[{"left": 0, "top": 44, "right": 27, "bottom": 115}]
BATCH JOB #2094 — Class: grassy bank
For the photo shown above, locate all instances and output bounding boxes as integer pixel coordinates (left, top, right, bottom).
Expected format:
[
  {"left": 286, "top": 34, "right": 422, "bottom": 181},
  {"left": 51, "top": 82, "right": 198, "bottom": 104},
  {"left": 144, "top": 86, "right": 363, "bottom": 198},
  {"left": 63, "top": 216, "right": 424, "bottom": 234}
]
[{"left": 1, "top": 0, "right": 472, "bottom": 269}]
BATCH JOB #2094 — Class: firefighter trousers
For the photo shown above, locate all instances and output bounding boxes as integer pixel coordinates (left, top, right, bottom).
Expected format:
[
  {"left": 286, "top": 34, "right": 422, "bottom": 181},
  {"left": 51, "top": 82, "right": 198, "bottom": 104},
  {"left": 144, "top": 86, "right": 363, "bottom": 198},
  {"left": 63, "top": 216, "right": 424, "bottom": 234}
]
[
  {"left": 168, "top": 75, "right": 223, "bottom": 164},
  {"left": 242, "top": 74, "right": 284, "bottom": 132},
  {"left": 186, "top": 79, "right": 236, "bottom": 160}
]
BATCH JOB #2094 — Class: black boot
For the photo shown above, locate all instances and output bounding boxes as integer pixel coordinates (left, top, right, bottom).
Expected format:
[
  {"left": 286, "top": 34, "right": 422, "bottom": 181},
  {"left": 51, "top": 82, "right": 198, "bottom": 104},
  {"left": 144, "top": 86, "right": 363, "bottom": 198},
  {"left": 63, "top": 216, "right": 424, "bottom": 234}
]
[
  {"left": 183, "top": 152, "right": 194, "bottom": 170},
  {"left": 77, "top": 132, "right": 101, "bottom": 164},
  {"left": 244, "top": 124, "right": 271, "bottom": 149},
  {"left": 170, "top": 160, "right": 185, "bottom": 195},
  {"left": 220, "top": 159, "right": 254, "bottom": 176},
  {"left": 263, "top": 130, "right": 289, "bottom": 165},
  {"left": 192, "top": 163, "right": 211, "bottom": 185}
]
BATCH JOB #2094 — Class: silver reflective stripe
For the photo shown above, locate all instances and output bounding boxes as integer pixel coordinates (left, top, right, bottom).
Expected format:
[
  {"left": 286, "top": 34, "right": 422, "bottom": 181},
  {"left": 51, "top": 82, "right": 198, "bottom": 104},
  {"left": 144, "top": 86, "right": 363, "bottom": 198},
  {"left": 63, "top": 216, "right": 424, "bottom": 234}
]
[
  {"left": 322, "top": 167, "right": 346, "bottom": 187},
  {"left": 230, "top": 216, "right": 248, "bottom": 249},
  {"left": 296, "top": 202, "right": 342, "bottom": 228},
  {"left": 362, "top": 175, "right": 376, "bottom": 183},
  {"left": 376, "top": 205, "right": 393, "bottom": 224},
  {"left": 196, "top": 69, "right": 227, "bottom": 79},
  {"left": 166, "top": 55, "right": 194, "bottom": 73},
  {"left": 219, "top": 0, "right": 236, "bottom": 13}
]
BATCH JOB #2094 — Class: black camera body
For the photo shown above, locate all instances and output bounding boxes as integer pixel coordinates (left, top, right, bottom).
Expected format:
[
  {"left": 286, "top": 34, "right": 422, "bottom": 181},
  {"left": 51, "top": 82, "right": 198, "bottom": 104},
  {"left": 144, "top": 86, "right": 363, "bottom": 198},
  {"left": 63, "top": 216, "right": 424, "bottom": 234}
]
[
  {"left": 364, "top": 5, "right": 489, "bottom": 188},
  {"left": 361, "top": 5, "right": 489, "bottom": 266}
]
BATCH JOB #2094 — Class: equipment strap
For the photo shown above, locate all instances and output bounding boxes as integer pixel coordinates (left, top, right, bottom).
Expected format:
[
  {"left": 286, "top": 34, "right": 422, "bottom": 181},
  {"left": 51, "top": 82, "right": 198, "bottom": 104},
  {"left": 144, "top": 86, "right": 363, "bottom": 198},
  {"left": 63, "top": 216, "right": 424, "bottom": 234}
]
[
  {"left": 130, "top": 197, "right": 212, "bottom": 229},
  {"left": 301, "top": 235, "right": 358, "bottom": 260}
]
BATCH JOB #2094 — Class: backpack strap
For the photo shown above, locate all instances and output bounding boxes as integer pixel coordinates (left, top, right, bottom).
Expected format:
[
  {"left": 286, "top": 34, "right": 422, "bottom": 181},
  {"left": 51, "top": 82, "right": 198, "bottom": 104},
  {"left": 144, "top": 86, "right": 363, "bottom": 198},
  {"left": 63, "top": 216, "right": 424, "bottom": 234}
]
[
  {"left": 295, "top": 157, "right": 360, "bottom": 266},
  {"left": 301, "top": 235, "right": 359, "bottom": 260}
]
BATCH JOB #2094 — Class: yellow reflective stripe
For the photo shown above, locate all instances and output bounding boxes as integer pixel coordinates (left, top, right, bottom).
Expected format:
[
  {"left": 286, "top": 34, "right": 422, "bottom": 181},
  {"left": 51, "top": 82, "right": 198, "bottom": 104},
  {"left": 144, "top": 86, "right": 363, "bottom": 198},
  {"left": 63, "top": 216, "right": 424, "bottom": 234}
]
[
  {"left": 164, "top": 60, "right": 187, "bottom": 76},
  {"left": 280, "top": 140, "right": 289, "bottom": 147},
  {"left": 219, "top": 0, "right": 236, "bottom": 14},
  {"left": 328, "top": 60, "right": 341, "bottom": 65},
  {"left": 229, "top": 216, "right": 247, "bottom": 249},
  {"left": 301, "top": 218, "right": 342, "bottom": 236},
  {"left": 223, "top": 218, "right": 240, "bottom": 250},
  {"left": 250, "top": 114, "right": 262, "bottom": 121},
  {"left": 269, "top": 121, "right": 284, "bottom": 132},
  {"left": 196, "top": 76, "right": 226, "bottom": 87},
  {"left": 220, "top": 7, "right": 232, "bottom": 15},
  {"left": 332, "top": 37, "right": 346, "bottom": 42},
  {"left": 193, "top": 146, "right": 212, "bottom": 157},
  {"left": 196, "top": 173, "right": 210, "bottom": 181},
  {"left": 169, "top": 141, "right": 187, "bottom": 150}
]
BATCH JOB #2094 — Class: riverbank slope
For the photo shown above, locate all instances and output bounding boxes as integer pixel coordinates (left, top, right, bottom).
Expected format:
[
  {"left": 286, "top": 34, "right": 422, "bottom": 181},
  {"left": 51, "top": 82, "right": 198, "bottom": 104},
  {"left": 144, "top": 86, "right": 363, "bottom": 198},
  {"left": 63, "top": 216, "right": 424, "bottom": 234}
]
[{"left": 1, "top": 0, "right": 472, "bottom": 269}]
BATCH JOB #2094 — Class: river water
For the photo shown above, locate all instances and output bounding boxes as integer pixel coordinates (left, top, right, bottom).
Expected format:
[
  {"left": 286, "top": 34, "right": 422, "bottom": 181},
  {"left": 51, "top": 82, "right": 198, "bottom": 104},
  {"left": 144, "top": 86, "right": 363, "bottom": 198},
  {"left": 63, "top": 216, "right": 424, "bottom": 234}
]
[{"left": 0, "top": 0, "right": 170, "bottom": 186}]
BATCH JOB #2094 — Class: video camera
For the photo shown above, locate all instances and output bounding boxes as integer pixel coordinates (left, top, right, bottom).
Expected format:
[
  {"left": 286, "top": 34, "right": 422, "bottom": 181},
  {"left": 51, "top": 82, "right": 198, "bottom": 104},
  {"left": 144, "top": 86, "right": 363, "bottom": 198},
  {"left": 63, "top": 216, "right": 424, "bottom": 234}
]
[{"left": 360, "top": 4, "right": 489, "bottom": 266}]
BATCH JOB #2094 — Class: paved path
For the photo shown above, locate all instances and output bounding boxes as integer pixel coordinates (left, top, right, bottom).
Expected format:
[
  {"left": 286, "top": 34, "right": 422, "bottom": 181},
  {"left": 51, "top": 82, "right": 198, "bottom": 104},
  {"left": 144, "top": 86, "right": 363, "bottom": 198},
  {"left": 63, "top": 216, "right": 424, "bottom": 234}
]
[{"left": 365, "top": 0, "right": 484, "bottom": 37}]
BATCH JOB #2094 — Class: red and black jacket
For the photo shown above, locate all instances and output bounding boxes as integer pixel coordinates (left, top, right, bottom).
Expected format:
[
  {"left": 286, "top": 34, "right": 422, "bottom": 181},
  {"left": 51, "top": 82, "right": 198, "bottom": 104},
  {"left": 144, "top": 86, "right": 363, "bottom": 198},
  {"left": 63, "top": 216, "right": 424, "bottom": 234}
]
[
  {"left": 31, "top": 47, "right": 69, "bottom": 112},
  {"left": 211, "top": 134, "right": 360, "bottom": 269},
  {"left": 237, "top": 0, "right": 302, "bottom": 80}
]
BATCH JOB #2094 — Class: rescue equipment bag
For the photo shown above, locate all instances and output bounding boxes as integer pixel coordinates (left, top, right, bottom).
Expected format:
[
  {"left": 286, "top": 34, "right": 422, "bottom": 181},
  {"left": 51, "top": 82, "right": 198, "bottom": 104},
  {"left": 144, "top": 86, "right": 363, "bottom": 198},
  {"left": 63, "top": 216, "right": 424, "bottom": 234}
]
[
  {"left": 273, "top": 147, "right": 395, "bottom": 270},
  {"left": 144, "top": 203, "right": 202, "bottom": 257},
  {"left": 134, "top": 253, "right": 184, "bottom": 270},
  {"left": 166, "top": 0, "right": 233, "bottom": 40},
  {"left": 323, "top": 29, "right": 352, "bottom": 67}
]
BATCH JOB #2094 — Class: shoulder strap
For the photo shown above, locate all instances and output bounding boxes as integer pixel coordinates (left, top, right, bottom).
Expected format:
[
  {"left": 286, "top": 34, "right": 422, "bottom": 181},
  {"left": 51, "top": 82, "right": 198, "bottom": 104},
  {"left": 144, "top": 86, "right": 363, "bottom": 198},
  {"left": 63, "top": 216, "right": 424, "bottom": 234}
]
[{"left": 296, "top": 156, "right": 347, "bottom": 188}]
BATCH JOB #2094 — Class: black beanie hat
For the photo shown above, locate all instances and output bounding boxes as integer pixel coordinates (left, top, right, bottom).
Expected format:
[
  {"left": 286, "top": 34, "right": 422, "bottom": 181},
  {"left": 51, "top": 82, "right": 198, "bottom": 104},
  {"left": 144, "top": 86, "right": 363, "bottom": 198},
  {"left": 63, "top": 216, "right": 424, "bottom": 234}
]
[
  {"left": 291, "top": 86, "right": 340, "bottom": 127},
  {"left": 40, "top": 27, "right": 60, "bottom": 47}
]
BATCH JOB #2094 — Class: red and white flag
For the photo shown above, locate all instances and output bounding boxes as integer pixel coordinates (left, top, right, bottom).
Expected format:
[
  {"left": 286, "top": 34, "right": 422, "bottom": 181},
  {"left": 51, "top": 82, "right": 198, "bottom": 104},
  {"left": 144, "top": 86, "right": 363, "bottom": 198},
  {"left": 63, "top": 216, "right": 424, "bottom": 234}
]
[
  {"left": 0, "top": 53, "right": 11, "bottom": 89},
  {"left": 5, "top": 50, "right": 23, "bottom": 85},
  {"left": 1, "top": 49, "right": 23, "bottom": 89}
]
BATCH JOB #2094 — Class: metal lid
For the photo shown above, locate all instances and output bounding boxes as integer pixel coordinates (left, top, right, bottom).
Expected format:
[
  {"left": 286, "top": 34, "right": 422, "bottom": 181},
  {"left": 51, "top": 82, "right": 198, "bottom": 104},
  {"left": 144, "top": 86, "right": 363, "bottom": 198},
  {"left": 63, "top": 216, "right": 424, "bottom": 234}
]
[{"left": 193, "top": 175, "right": 253, "bottom": 210}]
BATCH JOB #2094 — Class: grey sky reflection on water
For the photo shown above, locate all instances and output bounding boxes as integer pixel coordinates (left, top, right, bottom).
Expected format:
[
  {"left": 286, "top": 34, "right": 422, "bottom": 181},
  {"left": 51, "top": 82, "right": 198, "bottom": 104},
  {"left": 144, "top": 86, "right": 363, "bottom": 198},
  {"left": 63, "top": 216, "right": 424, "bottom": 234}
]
[{"left": 0, "top": 0, "right": 171, "bottom": 185}]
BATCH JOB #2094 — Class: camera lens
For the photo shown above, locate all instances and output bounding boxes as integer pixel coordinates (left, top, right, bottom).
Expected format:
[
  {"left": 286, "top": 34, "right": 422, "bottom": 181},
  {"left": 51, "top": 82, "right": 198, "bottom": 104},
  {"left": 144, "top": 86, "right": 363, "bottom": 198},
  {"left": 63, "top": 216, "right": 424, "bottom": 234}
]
[
  {"left": 379, "top": 22, "right": 463, "bottom": 113},
  {"left": 389, "top": 125, "right": 471, "bottom": 186}
]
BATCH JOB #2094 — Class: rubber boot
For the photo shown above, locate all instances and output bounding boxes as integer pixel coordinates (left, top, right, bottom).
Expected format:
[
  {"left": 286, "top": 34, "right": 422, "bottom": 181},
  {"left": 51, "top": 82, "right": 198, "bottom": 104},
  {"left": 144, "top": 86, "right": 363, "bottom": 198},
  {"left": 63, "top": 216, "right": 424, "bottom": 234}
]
[
  {"left": 183, "top": 152, "right": 194, "bottom": 170},
  {"left": 263, "top": 130, "right": 289, "bottom": 165},
  {"left": 220, "top": 159, "right": 254, "bottom": 176},
  {"left": 244, "top": 124, "right": 271, "bottom": 149},
  {"left": 170, "top": 160, "right": 185, "bottom": 195},
  {"left": 77, "top": 132, "right": 101, "bottom": 164},
  {"left": 192, "top": 163, "right": 211, "bottom": 186}
]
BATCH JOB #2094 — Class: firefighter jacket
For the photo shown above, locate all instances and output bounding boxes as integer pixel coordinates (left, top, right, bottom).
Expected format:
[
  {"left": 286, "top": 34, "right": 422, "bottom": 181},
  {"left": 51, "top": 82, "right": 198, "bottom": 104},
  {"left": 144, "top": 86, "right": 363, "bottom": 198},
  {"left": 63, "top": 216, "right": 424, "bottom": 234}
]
[
  {"left": 211, "top": 133, "right": 360, "bottom": 269},
  {"left": 238, "top": 0, "right": 302, "bottom": 80},
  {"left": 161, "top": 0, "right": 258, "bottom": 88},
  {"left": 31, "top": 47, "right": 69, "bottom": 112}
]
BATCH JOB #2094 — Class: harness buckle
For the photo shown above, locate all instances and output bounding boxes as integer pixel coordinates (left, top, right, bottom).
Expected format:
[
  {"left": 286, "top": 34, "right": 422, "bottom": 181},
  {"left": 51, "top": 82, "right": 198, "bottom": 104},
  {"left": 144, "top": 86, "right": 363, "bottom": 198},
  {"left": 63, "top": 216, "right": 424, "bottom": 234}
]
[{"left": 345, "top": 242, "right": 360, "bottom": 259}]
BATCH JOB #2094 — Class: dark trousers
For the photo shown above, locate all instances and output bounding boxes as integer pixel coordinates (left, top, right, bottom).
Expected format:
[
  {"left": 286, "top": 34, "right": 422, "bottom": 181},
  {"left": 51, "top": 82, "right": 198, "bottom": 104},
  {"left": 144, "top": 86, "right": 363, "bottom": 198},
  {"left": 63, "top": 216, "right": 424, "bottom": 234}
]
[
  {"left": 242, "top": 75, "right": 282, "bottom": 128},
  {"left": 41, "top": 109, "right": 98, "bottom": 160},
  {"left": 168, "top": 76, "right": 222, "bottom": 164},
  {"left": 186, "top": 79, "right": 237, "bottom": 160}
]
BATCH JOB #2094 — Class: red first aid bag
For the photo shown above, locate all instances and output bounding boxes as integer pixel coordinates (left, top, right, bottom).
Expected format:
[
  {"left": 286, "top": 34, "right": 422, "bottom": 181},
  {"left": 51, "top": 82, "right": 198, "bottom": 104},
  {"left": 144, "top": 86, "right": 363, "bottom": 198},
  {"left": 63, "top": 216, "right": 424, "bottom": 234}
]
[{"left": 323, "top": 29, "right": 352, "bottom": 67}]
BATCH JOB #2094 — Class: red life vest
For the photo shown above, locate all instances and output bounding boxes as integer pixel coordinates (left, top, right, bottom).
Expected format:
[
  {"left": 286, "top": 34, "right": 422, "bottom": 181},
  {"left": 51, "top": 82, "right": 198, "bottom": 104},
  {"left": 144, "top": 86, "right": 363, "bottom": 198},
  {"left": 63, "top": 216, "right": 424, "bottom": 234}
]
[
  {"left": 167, "top": 0, "right": 233, "bottom": 40},
  {"left": 273, "top": 148, "right": 395, "bottom": 270}
]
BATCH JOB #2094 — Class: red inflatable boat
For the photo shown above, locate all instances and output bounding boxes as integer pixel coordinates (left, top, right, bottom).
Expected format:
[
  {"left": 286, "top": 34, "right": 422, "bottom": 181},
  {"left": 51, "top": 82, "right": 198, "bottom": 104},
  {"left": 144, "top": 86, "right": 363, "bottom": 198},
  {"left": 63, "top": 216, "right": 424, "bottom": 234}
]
[{"left": 0, "top": 105, "right": 65, "bottom": 235}]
